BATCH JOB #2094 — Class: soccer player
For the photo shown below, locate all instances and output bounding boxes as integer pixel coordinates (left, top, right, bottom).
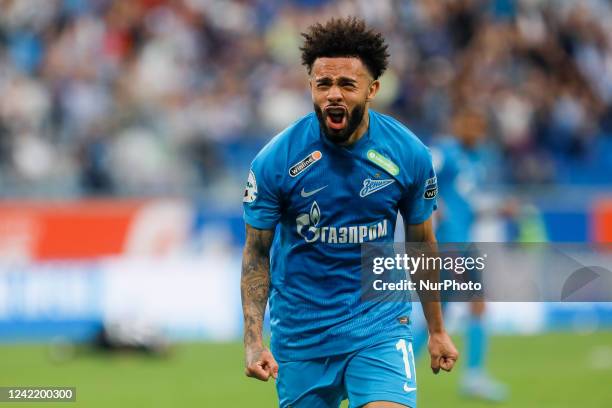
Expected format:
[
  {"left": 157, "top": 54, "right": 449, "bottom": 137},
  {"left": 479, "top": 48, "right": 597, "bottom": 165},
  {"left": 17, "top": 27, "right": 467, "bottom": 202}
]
[
  {"left": 412, "top": 108, "right": 509, "bottom": 402},
  {"left": 241, "top": 17, "right": 458, "bottom": 408}
]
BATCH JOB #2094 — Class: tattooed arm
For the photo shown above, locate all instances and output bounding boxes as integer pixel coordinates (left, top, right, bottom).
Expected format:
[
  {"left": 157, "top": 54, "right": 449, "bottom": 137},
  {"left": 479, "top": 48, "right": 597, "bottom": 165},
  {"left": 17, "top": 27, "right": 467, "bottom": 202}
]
[{"left": 241, "top": 224, "right": 278, "bottom": 381}]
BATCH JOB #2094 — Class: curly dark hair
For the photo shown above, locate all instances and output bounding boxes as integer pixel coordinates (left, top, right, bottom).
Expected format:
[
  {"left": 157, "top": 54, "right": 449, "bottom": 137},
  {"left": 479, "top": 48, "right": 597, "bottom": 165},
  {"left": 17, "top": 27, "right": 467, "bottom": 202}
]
[{"left": 300, "top": 17, "right": 390, "bottom": 80}]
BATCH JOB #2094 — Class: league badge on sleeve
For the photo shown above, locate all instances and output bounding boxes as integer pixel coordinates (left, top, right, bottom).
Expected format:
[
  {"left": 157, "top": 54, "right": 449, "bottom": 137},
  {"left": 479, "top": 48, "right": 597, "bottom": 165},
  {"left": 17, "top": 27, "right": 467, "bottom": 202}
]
[
  {"left": 424, "top": 176, "right": 437, "bottom": 199},
  {"left": 243, "top": 170, "right": 258, "bottom": 203}
]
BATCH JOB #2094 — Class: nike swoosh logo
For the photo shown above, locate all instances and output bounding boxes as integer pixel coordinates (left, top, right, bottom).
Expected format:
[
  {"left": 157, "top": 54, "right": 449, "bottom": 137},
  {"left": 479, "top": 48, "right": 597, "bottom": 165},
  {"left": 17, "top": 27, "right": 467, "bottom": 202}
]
[
  {"left": 301, "top": 185, "right": 327, "bottom": 198},
  {"left": 404, "top": 384, "right": 417, "bottom": 393}
]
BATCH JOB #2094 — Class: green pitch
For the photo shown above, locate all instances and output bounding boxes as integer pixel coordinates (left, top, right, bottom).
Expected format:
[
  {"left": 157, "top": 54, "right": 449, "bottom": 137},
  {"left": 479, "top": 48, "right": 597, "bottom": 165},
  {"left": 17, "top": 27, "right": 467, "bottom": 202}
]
[{"left": 0, "top": 332, "right": 611, "bottom": 407}]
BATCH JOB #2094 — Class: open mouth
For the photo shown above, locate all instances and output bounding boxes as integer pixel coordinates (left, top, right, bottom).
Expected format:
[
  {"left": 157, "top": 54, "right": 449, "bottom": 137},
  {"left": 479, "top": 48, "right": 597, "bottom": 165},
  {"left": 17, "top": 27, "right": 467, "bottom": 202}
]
[{"left": 325, "top": 106, "right": 347, "bottom": 130}]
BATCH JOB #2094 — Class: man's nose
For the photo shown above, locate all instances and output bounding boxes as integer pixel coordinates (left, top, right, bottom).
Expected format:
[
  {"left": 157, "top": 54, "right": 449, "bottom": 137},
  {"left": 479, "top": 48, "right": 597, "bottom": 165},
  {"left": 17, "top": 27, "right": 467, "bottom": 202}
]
[{"left": 327, "top": 85, "right": 343, "bottom": 103}]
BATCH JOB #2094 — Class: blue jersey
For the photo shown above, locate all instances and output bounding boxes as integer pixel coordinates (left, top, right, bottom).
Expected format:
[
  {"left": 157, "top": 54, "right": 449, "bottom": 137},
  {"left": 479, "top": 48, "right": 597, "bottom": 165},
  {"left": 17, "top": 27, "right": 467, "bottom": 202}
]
[
  {"left": 243, "top": 110, "right": 437, "bottom": 361},
  {"left": 431, "top": 138, "right": 486, "bottom": 242}
]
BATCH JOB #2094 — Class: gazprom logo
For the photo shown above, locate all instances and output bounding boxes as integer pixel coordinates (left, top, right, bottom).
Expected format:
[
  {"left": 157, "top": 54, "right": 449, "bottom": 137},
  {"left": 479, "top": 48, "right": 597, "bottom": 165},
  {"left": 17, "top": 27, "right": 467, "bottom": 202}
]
[
  {"left": 296, "top": 202, "right": 321, "bottom": 243},
  {"left": 359, "top": 178, "right": 395, "bottom": 198},
  {"left": 296, "top": 201, "right": 388, "bottom": 244}
]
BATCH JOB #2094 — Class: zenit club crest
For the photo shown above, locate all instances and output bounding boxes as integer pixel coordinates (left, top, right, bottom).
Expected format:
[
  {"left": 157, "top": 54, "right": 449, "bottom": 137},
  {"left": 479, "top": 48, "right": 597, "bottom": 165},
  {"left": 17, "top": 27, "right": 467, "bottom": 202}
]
[
  {"left": 289, "top": 151, "right": 322, "bottom": 177},
  {"left": 360, "top": 178, "right": 395, "bottom": 197}
]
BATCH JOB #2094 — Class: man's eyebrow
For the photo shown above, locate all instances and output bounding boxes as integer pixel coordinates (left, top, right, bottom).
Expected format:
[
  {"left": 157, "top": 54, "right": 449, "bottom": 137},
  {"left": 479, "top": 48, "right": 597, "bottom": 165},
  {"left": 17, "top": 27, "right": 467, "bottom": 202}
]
[{"left": 314, "top": 76, "right": 357, "bottom": 83}]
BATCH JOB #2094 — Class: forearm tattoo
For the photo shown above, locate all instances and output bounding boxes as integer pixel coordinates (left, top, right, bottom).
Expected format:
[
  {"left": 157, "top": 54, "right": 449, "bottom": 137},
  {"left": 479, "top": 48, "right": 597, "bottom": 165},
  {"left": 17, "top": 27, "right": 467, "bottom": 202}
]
[{"left": 241, "top": 225, "right": 274, "bottom": 348}]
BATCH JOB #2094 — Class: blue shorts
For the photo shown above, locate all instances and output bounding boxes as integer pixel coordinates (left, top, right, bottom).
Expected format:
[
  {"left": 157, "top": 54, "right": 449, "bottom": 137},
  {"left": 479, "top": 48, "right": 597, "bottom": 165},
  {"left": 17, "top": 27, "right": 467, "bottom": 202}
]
[{"left": 276, "top": 336, "right": 418, "bottom": 408}]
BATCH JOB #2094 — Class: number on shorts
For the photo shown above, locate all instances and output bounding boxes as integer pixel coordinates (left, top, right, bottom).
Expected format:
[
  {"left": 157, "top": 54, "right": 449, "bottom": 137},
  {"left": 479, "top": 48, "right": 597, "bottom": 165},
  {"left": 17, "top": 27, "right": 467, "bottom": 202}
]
[{"left": 395, "top": 339, "right": 416, "bottom": 382}]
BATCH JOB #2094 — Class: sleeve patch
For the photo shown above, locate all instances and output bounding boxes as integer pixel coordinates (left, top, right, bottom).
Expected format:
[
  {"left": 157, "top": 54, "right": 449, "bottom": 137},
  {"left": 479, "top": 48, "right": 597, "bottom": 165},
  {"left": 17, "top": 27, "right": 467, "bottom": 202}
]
[
  {"left": 424, "top": 186, "right": 438, "bottom": 199},
  {"left": 243, "top": 170, "right": 258, "bottom": 203},
  {"left": 424, "top": 175, "right": 438, "bottom": 199}
]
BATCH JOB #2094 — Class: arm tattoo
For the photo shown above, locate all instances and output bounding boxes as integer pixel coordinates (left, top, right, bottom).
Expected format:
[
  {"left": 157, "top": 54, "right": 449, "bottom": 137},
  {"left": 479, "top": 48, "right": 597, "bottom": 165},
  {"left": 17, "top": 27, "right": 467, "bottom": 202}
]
[{"left": 241, "top": 225, "right": 274, "bottom": 348}]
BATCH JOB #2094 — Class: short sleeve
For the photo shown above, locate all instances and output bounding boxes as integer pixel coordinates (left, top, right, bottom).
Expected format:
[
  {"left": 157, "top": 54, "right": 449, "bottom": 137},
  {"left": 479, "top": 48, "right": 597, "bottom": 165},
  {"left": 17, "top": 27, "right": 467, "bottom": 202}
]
[
  {"left": 430, "top": 146, "right": 444, "bottom": 174},
  {"left": 242, "top": 156, "right": 282, "bottom": 230},
  {"left": 399, "top": 148, "right": 438, "bottom": 225}
]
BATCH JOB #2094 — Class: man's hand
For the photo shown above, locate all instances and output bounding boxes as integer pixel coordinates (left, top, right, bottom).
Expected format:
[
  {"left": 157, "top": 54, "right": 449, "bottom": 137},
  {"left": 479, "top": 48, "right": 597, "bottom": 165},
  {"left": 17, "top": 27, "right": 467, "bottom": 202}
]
[
  {"left": 245, "top": 344, "right": 278, "bottom": 381},
  {"left": 428, "top": 331, "right": 459, "bottom": 374}
]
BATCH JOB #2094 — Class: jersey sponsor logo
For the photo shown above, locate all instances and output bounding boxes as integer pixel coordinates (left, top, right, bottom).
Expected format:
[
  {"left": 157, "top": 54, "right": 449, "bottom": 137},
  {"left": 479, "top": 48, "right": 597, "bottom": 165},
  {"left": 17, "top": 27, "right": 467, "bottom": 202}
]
[
  {"left": 424, "top": 186, "right": 437, "bottom": 199},
  {"left": 296, "top": 201, "right": 321, "bottom": 242},
  {"left": 300, "top": 185, "right": 327, "bottom": 198},
  {"left": 359, "top": 178, "right": 395, "bottom": 197},
  {"left": 366, "top": 149, "right": 399, "bottom": 176},
  {"left": 423, "top": 175, "right": 438, "bottom": 199},
  {"left": 243, "top": 170, "right": 258, "bottom": 203},
  {"left": 289, "top": 150, "right": 322, "bottom": 177},
  {"left": 296, "top": 201, "right": 389, "bottom": 244}
]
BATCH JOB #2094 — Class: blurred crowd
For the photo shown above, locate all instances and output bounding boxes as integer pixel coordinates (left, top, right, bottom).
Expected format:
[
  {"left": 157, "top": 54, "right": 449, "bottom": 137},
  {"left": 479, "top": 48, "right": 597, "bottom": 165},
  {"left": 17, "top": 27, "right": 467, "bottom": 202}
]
[{"left": 0, "top": 0, "right": 611, "bottom": 199}]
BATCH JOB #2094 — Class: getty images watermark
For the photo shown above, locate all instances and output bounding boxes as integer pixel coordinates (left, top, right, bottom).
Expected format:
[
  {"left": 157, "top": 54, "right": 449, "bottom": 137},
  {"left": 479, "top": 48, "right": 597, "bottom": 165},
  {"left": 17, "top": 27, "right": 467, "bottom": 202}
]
[
  {"left": 371, "top": 252, "right": 486, "bottom": 292},
  {"left": 361, "top": 243, "right": 612, "bottom": 303}
]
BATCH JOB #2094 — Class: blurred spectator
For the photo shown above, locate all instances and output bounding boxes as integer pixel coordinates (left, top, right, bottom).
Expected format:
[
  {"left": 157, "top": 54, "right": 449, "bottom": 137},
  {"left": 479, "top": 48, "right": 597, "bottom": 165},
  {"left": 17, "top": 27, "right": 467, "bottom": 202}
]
[{"left": 0, "top": 0, "right": 611, "bottom": 201}]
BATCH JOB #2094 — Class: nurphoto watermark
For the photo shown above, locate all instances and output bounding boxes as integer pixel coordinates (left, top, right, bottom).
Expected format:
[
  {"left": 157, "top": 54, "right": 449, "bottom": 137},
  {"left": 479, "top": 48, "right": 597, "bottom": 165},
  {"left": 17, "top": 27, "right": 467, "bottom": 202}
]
[{"left": 361, "top": 243, "right": 612, "bottom": 303}]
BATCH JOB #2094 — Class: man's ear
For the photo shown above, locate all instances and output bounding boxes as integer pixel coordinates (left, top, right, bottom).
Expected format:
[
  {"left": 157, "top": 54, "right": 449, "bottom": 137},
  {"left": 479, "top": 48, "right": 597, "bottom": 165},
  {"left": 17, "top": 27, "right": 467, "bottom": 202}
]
[{"left": 366, "top": 80, "right": 381, "bottom": 102}]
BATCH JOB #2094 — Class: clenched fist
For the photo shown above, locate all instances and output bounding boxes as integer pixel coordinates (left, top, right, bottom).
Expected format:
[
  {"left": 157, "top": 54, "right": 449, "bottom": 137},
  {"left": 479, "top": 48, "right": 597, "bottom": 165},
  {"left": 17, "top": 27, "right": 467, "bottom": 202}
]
[
  {"left": 245, "top": 345, "right": 279, "bottom": 381},
  {"left": 428, "top": 331, "right": 459, "bottom": 374}
]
